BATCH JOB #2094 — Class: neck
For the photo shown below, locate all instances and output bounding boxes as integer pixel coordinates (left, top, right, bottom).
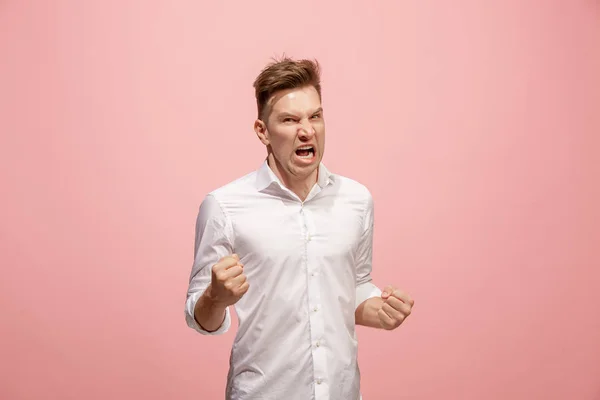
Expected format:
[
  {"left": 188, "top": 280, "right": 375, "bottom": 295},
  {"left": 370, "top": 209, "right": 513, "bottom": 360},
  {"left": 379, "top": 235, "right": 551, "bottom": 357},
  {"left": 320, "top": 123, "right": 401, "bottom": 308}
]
[{"left": 266, "top": 153, "right": 318, "bottom": 202}]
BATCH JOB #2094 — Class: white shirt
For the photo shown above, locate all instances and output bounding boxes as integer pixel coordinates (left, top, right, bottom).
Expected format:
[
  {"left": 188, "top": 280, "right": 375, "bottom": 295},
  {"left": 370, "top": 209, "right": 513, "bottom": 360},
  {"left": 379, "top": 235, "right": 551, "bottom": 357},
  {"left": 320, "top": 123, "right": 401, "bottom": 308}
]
[{"left": 185, "top": 161, "right": 382, "bottom": 400}]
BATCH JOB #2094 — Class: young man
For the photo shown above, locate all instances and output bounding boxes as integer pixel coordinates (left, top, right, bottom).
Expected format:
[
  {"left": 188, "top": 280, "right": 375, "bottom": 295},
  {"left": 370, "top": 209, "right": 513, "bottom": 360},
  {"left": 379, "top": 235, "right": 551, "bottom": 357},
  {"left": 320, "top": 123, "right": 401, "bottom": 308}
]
[{"left": 185, "top": 57, "right": 414, "bottom": 400}]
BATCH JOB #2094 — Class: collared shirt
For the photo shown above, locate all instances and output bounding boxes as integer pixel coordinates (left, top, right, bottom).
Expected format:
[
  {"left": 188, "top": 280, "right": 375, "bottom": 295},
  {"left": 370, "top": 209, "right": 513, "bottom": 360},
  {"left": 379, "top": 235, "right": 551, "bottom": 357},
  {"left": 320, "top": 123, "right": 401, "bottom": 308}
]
[{"left": 185, "top": 161, "right": 381, "bottom": 400}]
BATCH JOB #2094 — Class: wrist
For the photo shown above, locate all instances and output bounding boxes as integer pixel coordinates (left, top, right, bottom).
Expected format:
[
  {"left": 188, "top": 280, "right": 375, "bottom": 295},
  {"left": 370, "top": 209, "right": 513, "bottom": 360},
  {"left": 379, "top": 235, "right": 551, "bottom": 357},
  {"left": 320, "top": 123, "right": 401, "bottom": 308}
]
[
  {"left": 203, "top": 285, "right": 227, "bottom": 310},
  {"left": 194, "top": 286, "right": 227, "bottom": 332}
]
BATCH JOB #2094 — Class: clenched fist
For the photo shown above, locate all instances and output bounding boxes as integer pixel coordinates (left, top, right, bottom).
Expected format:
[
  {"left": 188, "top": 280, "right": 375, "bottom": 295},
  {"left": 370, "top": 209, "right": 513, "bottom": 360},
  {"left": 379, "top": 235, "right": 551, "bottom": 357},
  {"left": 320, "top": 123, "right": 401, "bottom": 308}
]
[
  {"left": 207, "top": 254, "right": 249, "bottom": 307},
  {"left": 377, "top": 286, "right": 414, "bottom": 330}
]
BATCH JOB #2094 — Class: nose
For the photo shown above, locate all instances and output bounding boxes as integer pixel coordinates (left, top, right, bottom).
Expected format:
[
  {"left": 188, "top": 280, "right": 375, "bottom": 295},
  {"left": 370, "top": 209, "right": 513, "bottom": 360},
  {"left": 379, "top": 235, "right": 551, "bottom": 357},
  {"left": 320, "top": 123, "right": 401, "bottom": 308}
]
[{"left": 298, "top": 118, "right": 316, "bottom": 139}]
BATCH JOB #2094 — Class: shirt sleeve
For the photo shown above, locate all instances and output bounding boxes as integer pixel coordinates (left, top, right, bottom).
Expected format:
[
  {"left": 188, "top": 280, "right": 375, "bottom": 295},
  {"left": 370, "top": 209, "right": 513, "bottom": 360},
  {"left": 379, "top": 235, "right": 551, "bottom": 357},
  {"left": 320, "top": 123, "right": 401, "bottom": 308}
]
[
  {"left": 355, "top": 192, "right": 382, "bottom": 310},
  {"left": 185, "top": 194, "right": 234, "bottom": 335}
]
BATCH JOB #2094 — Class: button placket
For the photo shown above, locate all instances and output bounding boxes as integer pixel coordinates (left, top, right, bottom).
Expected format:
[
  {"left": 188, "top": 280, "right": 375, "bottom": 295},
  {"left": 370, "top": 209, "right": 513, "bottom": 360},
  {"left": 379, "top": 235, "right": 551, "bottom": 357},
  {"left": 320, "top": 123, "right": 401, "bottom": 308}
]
[{"left": 301, "top": 204, "right": 328, "bottom": 398}]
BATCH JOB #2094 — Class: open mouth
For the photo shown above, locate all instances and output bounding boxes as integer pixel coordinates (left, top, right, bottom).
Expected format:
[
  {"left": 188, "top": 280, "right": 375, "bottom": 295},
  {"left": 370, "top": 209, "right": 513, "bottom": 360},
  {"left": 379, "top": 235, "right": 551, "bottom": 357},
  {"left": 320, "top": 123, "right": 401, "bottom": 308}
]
[{"left": 295, "top": 145, "right": 315, "bottom": 159}]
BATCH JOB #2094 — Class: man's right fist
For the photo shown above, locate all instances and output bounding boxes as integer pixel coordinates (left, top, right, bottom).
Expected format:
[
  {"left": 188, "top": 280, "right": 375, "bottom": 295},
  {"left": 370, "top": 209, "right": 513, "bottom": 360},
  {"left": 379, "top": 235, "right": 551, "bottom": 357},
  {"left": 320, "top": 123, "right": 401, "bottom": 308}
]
[{"left": 207, "top": 254, "right": 249, "bottom": 307}]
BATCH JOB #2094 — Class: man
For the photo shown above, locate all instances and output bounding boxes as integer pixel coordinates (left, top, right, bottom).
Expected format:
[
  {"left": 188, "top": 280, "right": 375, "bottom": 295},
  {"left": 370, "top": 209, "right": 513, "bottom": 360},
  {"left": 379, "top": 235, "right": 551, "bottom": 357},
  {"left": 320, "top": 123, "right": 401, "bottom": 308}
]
[{"left": 185, "top": 57, "right": 414, "bottom": 400}]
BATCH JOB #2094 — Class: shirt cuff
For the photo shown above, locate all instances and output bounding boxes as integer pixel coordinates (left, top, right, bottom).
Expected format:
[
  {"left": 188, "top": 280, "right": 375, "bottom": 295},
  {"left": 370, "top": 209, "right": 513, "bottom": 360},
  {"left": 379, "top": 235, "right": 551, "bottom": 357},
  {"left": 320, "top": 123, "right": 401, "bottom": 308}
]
[
  {"left": 355, "top": 281, "right": 382, "bottom": 310},
  {"left": 185, "top": 290, "right": 231, "bottom": 335}
]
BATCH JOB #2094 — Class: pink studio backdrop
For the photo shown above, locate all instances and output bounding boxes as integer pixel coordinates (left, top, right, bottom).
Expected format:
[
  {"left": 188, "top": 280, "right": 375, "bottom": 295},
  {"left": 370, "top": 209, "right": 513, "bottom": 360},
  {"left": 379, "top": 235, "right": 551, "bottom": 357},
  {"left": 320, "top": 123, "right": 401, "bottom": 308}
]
[{"left": 1, "top": 1, "right": 599, "bottom": 399}]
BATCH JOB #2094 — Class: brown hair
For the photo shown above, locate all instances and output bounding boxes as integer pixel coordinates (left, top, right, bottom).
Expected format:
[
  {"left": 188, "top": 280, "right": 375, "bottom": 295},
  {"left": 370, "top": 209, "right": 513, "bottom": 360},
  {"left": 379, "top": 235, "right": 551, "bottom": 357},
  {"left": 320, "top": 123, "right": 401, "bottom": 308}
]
[{"left": 253, "top": 56, "right": 322, "bottom": 121}]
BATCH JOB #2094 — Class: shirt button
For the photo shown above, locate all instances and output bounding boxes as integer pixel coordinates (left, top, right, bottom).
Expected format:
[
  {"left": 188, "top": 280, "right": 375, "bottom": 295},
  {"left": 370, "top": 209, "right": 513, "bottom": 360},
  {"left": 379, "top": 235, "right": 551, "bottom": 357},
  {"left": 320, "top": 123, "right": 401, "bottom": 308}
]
[
  {"left": 313, "top": 306, "right": 319, "bottom": 312},
  {"left": 316, "top": 341, "right": 321, "bottom": 347},
  {"left": 316, "top": 378, "right": 323, "bottom": 385},
  {"left": 307, "top": 234, "right": 311, "bottom": 241}
]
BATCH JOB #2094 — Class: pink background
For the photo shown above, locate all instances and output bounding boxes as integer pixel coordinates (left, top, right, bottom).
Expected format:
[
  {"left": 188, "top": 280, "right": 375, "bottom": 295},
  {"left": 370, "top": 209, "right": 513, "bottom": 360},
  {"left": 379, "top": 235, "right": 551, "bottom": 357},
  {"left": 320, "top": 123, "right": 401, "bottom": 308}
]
[{"left": 1, "top": 1, "right": 599, "bottom": 399}]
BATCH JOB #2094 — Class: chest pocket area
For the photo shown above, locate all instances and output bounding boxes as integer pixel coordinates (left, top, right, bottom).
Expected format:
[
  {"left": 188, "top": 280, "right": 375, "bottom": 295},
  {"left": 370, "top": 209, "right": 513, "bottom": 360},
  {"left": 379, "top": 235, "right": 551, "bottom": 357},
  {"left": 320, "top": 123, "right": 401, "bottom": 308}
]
[
  {"left": 232, "top": 208, "right": 304, "bottom": 262},
  {"left": 306, "top": 207, "right": 363, "bottom": 259}
]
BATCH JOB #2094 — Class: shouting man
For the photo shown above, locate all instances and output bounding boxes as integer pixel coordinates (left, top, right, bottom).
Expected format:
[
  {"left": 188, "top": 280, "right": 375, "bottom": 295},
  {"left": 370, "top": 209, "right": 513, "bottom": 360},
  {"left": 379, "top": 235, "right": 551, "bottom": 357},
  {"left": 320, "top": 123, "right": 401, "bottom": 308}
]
[{"left": 185, "top": 57, "right": 414, "bottom": 400}]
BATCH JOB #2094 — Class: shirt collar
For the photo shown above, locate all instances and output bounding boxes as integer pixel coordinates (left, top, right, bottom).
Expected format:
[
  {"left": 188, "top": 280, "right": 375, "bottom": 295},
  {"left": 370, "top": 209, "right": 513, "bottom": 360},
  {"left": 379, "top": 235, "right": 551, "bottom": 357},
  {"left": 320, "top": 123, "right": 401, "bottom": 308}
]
[{"left": 255, "top": 159, "right": 335, "bottom": 193}]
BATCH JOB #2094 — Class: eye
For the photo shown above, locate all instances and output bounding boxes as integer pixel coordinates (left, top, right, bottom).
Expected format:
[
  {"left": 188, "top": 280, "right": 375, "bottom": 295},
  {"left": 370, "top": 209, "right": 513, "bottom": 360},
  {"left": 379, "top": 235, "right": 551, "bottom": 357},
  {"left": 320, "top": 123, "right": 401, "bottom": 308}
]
[
  {"left": 311, "top": 113, "right": 322, "bottom": 119},
  {"left": 283, "top": 117, "right": 296, "bottom": 123}
]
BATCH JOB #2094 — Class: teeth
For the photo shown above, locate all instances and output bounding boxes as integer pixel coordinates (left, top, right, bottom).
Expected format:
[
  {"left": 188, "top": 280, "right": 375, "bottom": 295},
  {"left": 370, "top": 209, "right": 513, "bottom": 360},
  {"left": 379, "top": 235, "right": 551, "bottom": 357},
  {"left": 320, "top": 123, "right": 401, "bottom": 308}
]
[{"left": 297, "top": 146, "right": 313, "bottom": 150}]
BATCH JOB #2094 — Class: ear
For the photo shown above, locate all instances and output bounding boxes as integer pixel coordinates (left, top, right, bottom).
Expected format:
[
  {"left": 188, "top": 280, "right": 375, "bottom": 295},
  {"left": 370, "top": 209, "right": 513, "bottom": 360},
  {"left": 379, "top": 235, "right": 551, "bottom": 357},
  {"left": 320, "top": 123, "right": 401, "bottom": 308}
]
[{"left": 254, "top": 119, "right": 270, "bottom": 146}]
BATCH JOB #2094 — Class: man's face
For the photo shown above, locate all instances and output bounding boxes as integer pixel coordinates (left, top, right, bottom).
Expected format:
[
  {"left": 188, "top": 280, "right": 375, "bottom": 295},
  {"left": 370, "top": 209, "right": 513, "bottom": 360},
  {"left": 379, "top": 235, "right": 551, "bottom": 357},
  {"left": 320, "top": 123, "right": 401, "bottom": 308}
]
[{"left": 255, "top": 85, "right": 325, "bottom": 182}]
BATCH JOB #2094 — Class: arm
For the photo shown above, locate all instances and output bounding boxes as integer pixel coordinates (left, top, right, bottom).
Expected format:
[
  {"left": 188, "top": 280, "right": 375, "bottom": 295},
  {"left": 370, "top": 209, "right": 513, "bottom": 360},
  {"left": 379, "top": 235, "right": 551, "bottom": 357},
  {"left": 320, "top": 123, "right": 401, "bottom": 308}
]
[
  {"left": 185, "top": 194, "right": 234, "bottom": 335},
  {"left": 194, "top": 253, "right": 248, "bottom": 332},
  {"left": 353, "top": 192, "right": 415, "bottom": 330},
  {"left": 353, "top": 192, "right": 384, "bottom": 328}
]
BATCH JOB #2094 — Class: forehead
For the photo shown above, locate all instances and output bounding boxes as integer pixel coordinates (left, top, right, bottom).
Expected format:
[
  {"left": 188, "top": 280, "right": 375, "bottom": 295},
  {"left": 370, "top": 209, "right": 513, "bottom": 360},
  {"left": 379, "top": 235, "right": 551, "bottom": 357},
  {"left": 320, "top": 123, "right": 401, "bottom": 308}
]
[{"left": 269, "top": 86, "right": 321, "bottom": 114}]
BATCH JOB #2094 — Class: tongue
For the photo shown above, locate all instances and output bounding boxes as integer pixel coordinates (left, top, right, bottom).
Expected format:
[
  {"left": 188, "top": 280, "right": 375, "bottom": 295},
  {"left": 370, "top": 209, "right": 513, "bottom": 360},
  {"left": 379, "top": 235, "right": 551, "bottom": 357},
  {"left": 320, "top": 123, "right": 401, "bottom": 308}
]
[{"left": 296, "top": 149, "right": 310, "bottom": 157}]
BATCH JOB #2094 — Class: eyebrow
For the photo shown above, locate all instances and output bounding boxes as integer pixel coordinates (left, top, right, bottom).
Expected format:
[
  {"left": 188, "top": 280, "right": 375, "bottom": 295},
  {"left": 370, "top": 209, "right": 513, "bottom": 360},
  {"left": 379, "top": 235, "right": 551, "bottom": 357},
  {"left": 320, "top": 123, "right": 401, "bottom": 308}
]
[{"left": 277, "top": 108, "right": 323, "bottom": 118}]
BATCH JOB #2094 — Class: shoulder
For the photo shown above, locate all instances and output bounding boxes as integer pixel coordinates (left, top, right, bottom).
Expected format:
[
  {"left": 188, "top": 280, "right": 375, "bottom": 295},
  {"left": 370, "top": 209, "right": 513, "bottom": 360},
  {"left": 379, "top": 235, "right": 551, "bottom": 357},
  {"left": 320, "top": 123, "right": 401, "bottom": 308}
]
[
  {"left": 330, "top": 173, "right": 373, "bottom": 204},
  {"left": 206, "top": 170, "right": 258, "bottom": 200},
  {"left": 198, "top": 170, "right": 258, "bottom": 215}
]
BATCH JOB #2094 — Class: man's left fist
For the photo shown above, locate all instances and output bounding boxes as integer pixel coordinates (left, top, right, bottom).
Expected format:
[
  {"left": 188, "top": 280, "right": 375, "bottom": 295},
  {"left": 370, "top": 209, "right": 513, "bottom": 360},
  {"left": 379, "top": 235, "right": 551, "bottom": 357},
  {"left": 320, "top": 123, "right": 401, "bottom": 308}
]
[{"left": 377, "top": 286, "right": 414, "bottom": 330}]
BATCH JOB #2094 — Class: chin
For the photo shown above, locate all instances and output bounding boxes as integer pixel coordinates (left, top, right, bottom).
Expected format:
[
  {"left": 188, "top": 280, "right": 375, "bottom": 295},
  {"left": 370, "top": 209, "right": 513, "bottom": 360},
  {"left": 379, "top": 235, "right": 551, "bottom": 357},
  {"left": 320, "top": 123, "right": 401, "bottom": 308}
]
[{"left": 290, "top": 162, "right": 317, "bottom": 177}]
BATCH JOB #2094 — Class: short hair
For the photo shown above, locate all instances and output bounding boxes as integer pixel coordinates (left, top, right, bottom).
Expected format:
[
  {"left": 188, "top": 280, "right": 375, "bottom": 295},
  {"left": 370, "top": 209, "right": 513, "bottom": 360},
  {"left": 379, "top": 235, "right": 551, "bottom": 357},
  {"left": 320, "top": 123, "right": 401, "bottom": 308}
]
[{"left": 253, "top": 56, "right": 322, "bottom": 121}]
